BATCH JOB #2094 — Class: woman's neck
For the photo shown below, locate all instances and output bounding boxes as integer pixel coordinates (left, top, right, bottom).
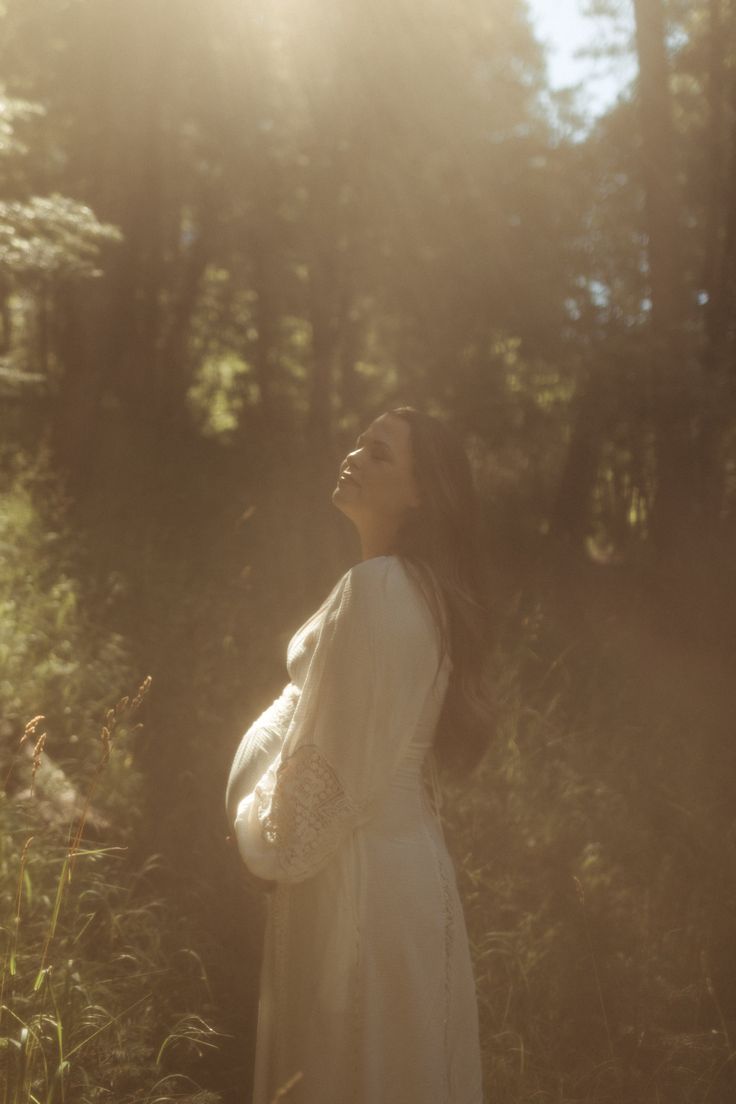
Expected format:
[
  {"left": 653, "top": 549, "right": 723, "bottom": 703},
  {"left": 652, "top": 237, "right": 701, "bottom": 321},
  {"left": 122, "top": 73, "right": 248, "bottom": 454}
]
[{"left": 358, "top": 520, "right": 398, "bottom": 562}]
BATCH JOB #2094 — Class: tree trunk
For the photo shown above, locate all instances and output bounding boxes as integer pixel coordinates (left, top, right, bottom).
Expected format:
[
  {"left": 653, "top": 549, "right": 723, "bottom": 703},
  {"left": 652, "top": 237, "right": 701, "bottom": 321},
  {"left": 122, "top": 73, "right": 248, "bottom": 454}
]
[
  {"left": 631, "top": 0, "right": 699, "bottom": 559},
  {"left": 549, "top": 379, "right": 606, "bottom": 550},
  {"left": 0, "top": 276, "right": 12, "bottom": 355},
  {"left": 156, "top": 197, "right": 213, "bottom": 427},
  {"left": 697, "top": 0, "right": 735, "bottom": 527},
  {"left": 632, "top": 0, "right": 688, "bottom": 337},
  {"left": 702, "top": 0, "right": 727, "bottom": 373},
  {"left": 307, "top": 257, "right": 337, "bottom": 448},
  {"left": 251, "top": 230, "right": 278, "bottom": 423},
  {"left": 707, "top": 6, "right": 736, "bottom": 380}
]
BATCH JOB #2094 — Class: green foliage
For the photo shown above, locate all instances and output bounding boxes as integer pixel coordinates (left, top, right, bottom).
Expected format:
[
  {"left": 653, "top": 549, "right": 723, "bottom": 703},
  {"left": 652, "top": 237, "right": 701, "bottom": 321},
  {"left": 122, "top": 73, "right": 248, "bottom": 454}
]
[
  {"left": 0, "top": 449, "right": 132, "bottom": 785},
  {"left": 0, "top": 457, "right": 225, "bottom": 1102},
  {"left": 0, "top": 194, "right": 121, "bottom": 282},
  {"left": 0, "top": 89, "right": 121, "bottom": 286},
  {"left": 0, "top": 94, "right": 44, "bottom": 161},
  {"left": 187, "top": 353, "right": 257, "bottom": 440}
]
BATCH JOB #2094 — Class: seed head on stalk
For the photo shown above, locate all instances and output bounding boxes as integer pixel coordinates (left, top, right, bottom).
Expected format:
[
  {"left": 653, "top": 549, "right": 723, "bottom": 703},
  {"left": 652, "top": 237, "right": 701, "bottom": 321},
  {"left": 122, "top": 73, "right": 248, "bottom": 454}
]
[
  {"left": 68, "top": 676, "right": 153, "bottom": 866},
  {"left": 4, "top": 715, "right": 47, "bottom": 792},
  {"left": 29, "top": 730, "right": 47, "bottom": 797}
]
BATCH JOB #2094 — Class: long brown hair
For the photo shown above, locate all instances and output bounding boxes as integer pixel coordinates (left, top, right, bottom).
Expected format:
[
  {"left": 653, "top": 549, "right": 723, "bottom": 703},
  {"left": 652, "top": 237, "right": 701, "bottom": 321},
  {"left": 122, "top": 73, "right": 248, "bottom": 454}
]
[{"left": 388, "top": 406, "right": 495, "bottom": 774}]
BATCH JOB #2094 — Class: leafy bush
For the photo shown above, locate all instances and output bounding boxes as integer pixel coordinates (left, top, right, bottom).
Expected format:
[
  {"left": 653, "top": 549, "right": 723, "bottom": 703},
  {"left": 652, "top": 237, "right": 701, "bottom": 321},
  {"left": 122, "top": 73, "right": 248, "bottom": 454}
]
[
  {"left": 444, "top": 584, "right": 736, "bottom": 1104},
  {"left": 0, "top": 448, "right": 131, "bottom": 769},
  {"left": 0, "top": 452, "right": 226, "bottom": 1103}
]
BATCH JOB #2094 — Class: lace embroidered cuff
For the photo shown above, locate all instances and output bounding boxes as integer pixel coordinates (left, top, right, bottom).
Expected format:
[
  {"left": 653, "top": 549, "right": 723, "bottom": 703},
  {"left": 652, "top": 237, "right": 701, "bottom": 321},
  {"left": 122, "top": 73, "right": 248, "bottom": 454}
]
[{"left": 237, "top": 744, "right": 365, "bottom": 883}]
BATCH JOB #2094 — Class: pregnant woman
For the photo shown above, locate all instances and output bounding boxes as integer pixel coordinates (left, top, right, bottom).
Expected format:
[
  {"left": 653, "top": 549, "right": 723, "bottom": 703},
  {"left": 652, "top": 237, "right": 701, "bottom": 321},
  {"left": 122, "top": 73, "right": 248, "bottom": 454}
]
[{"left": 225, "top": 406, "right": 492, "bottom": 1103}]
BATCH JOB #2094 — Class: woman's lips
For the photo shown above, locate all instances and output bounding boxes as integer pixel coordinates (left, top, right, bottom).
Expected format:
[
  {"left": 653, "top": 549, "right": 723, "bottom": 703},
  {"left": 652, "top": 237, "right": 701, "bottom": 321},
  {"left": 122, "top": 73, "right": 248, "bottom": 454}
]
[{"left": 339, "top": 471, "right": 360, "bottom": 486}]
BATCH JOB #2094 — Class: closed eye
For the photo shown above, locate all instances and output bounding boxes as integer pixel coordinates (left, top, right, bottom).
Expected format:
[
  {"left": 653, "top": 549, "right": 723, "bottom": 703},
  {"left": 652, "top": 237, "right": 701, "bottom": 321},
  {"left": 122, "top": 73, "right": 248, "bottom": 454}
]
[{"left": 356, "top": 434, "right": 391, "bottom": 461}]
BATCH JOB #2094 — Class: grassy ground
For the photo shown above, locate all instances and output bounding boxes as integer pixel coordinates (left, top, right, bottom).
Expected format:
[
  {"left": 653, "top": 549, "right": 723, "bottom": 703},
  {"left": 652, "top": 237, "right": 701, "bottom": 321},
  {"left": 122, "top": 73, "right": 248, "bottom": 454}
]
[
  {"left": 443, "top": 557, "right": 736, "bottom": 1103},
  {"left": 1, "top": 687, "right": 227, "bottom": 1104}
]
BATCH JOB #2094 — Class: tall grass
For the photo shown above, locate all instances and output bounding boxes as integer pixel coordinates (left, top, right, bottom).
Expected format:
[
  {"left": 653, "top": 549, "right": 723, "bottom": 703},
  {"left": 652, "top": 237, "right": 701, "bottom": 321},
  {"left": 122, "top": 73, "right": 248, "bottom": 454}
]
[
  {"left": 1, "top": 680, "right": 226, "bottom": 1104},
  {"left": 0, "top": 456, "right": 228, "bottom": 1102},
  {"left": 444, "top": 573, "right": 736, "bottom": 1103}
]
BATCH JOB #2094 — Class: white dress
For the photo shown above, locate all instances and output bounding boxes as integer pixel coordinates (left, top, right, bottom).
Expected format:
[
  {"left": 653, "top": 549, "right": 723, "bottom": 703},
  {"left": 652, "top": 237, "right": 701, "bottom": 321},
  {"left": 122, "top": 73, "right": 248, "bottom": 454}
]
[{"left": 226, "top": 555, "right": 483, "bottom": 1104}]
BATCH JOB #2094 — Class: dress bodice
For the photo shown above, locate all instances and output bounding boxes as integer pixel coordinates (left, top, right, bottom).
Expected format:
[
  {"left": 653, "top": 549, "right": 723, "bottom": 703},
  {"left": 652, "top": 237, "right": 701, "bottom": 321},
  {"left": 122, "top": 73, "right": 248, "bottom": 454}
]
[{"left": 227, "top": 555, "right": 451, "bottom": 870}]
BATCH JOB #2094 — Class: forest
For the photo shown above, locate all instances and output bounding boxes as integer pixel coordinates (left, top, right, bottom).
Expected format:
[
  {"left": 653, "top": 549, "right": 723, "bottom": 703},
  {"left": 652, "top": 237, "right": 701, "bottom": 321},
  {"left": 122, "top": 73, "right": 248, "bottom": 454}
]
[{"left": 1, "top": 0, "right": 735, "bottom": 1101}]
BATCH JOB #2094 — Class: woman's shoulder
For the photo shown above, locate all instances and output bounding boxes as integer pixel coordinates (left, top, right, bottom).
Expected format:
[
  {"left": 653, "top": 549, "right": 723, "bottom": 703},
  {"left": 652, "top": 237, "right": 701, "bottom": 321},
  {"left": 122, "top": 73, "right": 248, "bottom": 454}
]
[
  {"left": 342, "top": 554, "right": 412, "bottom": 598},
  {"left": 289, "top": 558, "right": 424, "bottom": 670},
  {"left": 340, "top": 555, "right": 435, "bottom": 634}
]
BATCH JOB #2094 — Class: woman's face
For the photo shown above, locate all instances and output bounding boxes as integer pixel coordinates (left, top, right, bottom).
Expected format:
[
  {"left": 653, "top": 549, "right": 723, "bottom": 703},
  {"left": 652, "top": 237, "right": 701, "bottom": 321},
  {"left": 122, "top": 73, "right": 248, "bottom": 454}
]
[{"left": 332, "top": 413, "right": 420, "bottom": 529}]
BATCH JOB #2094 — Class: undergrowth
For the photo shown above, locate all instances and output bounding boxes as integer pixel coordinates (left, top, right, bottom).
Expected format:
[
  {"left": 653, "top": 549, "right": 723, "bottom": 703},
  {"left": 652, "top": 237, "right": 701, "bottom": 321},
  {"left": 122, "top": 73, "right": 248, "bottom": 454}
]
[
  {"left": 444, "top": 579, "right": 736, "bottom": 1103},
  {"left": 0, "top": 454, "right": 227, "bottom": 1103},
  {"left": 0, "top": 686, "right": 227, "bottom": 1103}
]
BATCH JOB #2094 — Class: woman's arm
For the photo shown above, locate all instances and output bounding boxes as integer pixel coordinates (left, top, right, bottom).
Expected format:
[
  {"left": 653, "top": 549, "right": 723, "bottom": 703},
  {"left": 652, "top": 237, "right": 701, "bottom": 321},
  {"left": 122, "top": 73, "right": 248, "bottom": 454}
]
[{"left": 233, "top": 557, "right": 444, "bottom": 884}]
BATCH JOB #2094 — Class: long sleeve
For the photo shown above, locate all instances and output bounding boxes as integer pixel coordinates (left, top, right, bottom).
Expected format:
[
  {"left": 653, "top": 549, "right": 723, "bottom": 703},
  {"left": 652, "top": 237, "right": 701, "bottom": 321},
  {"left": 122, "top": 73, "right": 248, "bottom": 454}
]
[{"left": 233, "top": 556, "right": 445, "bottom": 884}]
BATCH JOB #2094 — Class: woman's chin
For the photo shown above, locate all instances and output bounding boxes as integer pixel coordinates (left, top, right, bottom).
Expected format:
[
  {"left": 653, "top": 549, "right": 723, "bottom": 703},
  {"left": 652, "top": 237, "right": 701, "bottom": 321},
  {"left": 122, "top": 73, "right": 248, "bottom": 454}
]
[{"left": 332, "top": 485, "right": 355, "bottom": 517}]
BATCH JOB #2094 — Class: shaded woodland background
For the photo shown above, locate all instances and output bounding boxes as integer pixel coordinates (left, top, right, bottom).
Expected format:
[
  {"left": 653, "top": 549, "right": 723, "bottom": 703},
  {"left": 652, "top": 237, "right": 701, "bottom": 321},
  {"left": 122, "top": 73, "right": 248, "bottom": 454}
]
[{"left": 1, "top": 0, "right": 736, "bottom": 1101}]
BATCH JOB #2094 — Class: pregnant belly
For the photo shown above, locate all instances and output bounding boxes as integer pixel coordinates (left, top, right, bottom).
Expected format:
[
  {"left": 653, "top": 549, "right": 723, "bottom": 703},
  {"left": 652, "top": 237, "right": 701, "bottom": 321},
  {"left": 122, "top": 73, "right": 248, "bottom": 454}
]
[
  {"left": 225, "top": 683, "right": 300, "bottom": 822},
  {"left": 247, "top": 682, "right": 300, "bottom": 747}
]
